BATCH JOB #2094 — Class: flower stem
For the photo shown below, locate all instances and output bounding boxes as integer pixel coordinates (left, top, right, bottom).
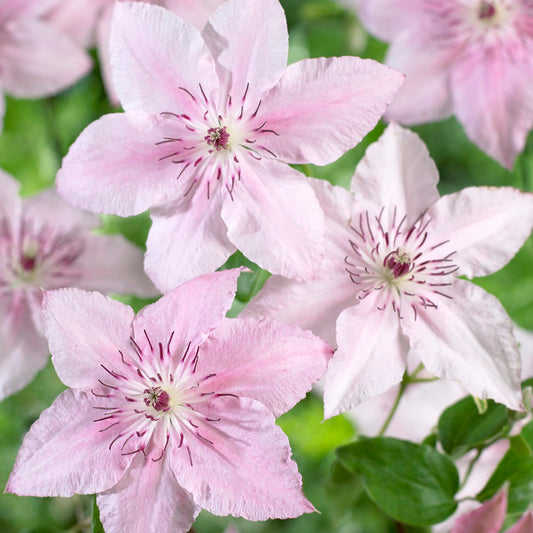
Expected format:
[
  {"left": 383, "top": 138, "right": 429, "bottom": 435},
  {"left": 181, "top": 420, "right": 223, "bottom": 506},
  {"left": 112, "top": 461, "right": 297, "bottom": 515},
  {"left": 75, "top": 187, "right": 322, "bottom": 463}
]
[
  {"left": 459, "top": 448, "right": 482, "bottom": 490},
  {"left": 377, "top": 376, "right": 408, "bottom": 436}
]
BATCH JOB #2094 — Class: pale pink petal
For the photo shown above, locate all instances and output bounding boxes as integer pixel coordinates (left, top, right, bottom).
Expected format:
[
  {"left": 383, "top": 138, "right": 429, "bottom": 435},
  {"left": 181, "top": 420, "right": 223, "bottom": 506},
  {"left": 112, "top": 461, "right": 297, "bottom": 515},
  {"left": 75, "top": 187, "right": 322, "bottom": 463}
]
[
  {"left": 171, "top": 396, "right": 314, "bottom": 520},
  {"left": 95, "top": 4, "right": 118, "bottom": 106},
  {"left": 428, "top": 187, "right": 533, "bottom": 278},
  {"left": 242, "top": 270, "right": 354, "bottom": 347},
  {"left": 260, "top": 56, "right": 404, "bottom": 165},
  {"left": 132, "top": 269, "right": 240, "bottom": 356},
  {"left": 451, "top": 489, "right": 506, "bottom": 533},
  {"left": 507, "top": 512, "right": 533, "bottom": 533},
  {"left": 44, "top": 288, "right": 135, "bottom": 390},
  {"left": 97, "top": 454, "right": 199, "bottom": 533},
  {"left": 165, "top": 0, "right": 224, "bottom": 30},
  {"left": 355, "top": 0, "right": 426, "bottom": 41},
  {"left": 450, "top": 46, "right": 533, "bottom": 169},
  {"left": 350, "top": 378, "right": 466, "bottom": 441},
  {"left": 351, "top": 122, "right": 440, "bottom": 225},
  {"left": 0, "top": 291, "right": 49, "bottom": 400},
  {"left": 23, "top": 188, "right": 99, "bottom": 232},
  {"left": 76, "top": 234, "right": 158, "bottom": 297},
  {"left": 0, "top": 167, "right": 22, "bottom": 224},
  {"left": 0, "top": 18, "right": 91, "bottom": 98},
  {"left": 324, "top": 298, "right": 408, "bottom": 418},
  {"left": 1, "top": 0, "right": 63, "bottom": 20},
  {"left": 242, "top": 177, "right": 356, "bottom": 345},
  {"left": 198, "top": 317, "right": 332, "bottom": 417},
  {"left": 7, "top": 389, "right": 131, "bottom": 497},
  {"left": 221, "top": 159, "right": 324, "bottom": 280},
  {"left": 403, "top": 280, "right": 523, "bottom": 411},
  {"left": 45, "top": 0, "right": 104, "bottom": 47},
  {"left": 110, "top": 2, "right": 218, "bottom": 114},
  {"left": 145, "top": 190, "right": 236, "bottom": 293},
  {"left": 57, "top": 112, "right": 184, "bottom": 216},
  {"left": 202, "top": 0, "right": 287, "bottom": 100},
  {"left": 384, "top": 30, "right": 455, "bottom": 125}
]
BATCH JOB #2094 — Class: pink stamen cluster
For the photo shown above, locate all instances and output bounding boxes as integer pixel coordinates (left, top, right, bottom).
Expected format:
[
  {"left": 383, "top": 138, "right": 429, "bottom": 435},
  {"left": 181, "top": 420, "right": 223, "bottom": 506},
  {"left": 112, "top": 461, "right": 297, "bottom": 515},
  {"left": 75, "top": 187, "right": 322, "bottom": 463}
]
[
  {"left": 156, "top": 82, "right": 279, "bottom": 200},
  {"left": 479, "top": 1, "right": 497, "bottom": 19},
  {"left": 92, "top": 329, "right": 234, "bottom": 464},
  {"left": 0, "top": 217, "right": 84, "bottom": 290},
  {"left": 344, "top": 208, "right": 458, "bottom": 319}
]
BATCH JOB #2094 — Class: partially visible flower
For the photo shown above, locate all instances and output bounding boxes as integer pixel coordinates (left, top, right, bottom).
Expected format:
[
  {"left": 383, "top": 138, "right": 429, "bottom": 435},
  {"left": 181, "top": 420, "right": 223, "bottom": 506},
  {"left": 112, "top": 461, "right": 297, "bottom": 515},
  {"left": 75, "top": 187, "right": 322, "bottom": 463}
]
[
  {"left": 0, "top": 169, "right": 156, "bottom": 400},
  {"left": 56, "top": 0, "right": 404, "bottom": 291},
  {"left": 350, "top": 0, "right": 533, "bottom": 169},
  {"left": 7, "top": 269, "right": 332, "bottom": 533},
  {"left": 351, "top": 325, "right": 533, "bottom": 440},
  {"left": 244, "top": 123, "right": 533, "bottom": 418},
  {"left": 0, "top": 0, "right": 91, "bottom": 132},
  {"left": 45, "top": 0, "right": 224, "bottom": 105},
  {"left": 450, "top": 488, "right": 533, "bottom": 533}
]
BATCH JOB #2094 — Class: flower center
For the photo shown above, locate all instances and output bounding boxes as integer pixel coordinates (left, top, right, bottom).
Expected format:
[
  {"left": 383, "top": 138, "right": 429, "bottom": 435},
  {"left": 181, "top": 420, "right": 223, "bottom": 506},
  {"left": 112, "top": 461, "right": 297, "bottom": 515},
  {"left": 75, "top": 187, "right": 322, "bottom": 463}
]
[
  {"left": 384, "top": 249, "right": 413, "bottom": 278},
  {"left": 90, "top": 331, "right": 236, "bottom": 464},
  {"left": 0, "top": 218, "right": 84, "bottom": 289},
  {"left": 144, "top": 386, "right": 171, "bottom": 412},
  {"left": 478, "top": 1, "right": 497, "bottom": 19},
  {"left": 345, "top": 209, "right": 458, "bottom": 319},
  {"left": 205, "top": 126, "right": 230, "bottom": 151},
  {"left": 156, "top": 82, "right": 280, "bottom": 200}
]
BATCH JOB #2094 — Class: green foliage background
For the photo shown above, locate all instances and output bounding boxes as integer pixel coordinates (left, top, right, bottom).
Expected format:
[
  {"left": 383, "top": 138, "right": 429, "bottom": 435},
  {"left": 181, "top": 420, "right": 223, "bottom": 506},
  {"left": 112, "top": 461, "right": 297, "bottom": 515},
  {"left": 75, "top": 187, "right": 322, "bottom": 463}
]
[{"left": 0, "top": 1, "right": 532, "bottom": 532}]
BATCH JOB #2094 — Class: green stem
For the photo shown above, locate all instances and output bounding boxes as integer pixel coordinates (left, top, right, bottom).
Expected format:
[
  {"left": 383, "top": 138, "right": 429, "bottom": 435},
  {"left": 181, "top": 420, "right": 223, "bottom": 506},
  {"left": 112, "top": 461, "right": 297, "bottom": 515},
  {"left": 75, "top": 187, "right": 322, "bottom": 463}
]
[
  {"left": 407, "top": 377, "right": 439, "bottom": 384},
  {"left": 460, "top": 448, "right": 482, "bottom": 490},
  {"left": 378, "top": 378, "right": 408, "bottom": 436}
]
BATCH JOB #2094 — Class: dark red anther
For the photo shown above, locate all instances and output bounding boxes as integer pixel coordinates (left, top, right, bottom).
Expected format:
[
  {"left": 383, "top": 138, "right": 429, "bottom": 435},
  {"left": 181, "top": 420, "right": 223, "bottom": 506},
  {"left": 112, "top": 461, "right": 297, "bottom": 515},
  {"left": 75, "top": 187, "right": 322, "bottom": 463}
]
[
  {"left": 478, "top": 1, "right": 496, "bottom": 19},
  {"left": 385, "top": 250, "right": 412, "bottom": 278}
]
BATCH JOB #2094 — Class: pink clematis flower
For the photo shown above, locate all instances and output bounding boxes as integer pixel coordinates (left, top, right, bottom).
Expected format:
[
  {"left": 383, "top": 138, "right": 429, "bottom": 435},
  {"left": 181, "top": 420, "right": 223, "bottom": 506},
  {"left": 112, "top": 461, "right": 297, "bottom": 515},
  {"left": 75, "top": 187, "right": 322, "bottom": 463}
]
[
  {"left": 0, "top": 169, "right": 156, "bottom": 400},
  {"left": 0, "top": 0, "right": 91, "bottom": 131},
  {"left": 451, "top": 488, "right": 533, "bottom": 533},
  {"left": 351, "top": 0, "right": 533, "bottom": 169},
  {"left": 244, "top": 123, "right": 533, "bottom": 418},
  {"left": 56, "top": 0, "right": 404, "bottom": 291},
  {"left": 6, "top": 269, "right": 332, "bottom": 533},
  {"left": 45, "top": 0, "right": 224, "bottom": 105}
]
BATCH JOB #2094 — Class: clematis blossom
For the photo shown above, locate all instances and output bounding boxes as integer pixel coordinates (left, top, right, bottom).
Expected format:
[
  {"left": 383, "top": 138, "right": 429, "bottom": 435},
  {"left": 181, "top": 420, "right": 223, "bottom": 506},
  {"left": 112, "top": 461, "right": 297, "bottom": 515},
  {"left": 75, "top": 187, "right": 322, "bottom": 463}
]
[
  {"left": 0, "top": 0, "right": 91, "bottom": 132},
  {"left": 56, "top": 0, "right": 404, "bottom": 291},
  {"left": 6, "top": 270, "right": 332, "bottom": 533},
  {"left": 0, "top": 169, "right": 156, "bottom": 400},
  {"left": 450, "top": 488, "right": 533, "bottom": 533},
  {"left": 244, "top": 123, "right": 533, "bottom": 418},
  {"left": 45, "top": 0, "right": 225, "bottom": 105},
  {"left": 350, "top": 0, "right": 533, "bottom": 169}
]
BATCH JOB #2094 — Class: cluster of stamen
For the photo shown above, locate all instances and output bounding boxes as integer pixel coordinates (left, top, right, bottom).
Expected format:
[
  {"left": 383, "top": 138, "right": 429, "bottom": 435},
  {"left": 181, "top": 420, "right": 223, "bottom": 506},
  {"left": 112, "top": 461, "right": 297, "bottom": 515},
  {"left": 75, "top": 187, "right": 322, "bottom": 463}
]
[
  {"left": 91, "top": 329, "right": 236, "bottom": 464},
  {"left": 0, "top": 216, "right": 84, "bottom": 291},
  {"left": 155, "top": 82, "right": 279, "bottom": 200},
  {"left": 478, "top": 1, "right": 497, "bottom": 19},
  {"left": 205, "top": 126, "right": 230, "bottom": 151},
  {"left": 344, "top": 207, "right": 459, "bottom": 320}
]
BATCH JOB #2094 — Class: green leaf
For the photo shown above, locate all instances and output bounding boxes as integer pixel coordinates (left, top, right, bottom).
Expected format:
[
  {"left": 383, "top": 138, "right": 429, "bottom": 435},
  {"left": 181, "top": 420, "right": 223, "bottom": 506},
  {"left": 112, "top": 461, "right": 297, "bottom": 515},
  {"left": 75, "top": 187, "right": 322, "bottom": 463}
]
[
  {"left": 278, "top": 394, "right": 355, "bottom": 459},
  {"left": 437, "top": 396, "right": 509, "bottom": 457},
  {"left": 92, "top": 495, "right": 105, "bottom": 533},
  {"left": 478, "top": 421, "right": 533, "bottom": 515},
  {"left": 336, "top": 437, "right": 459, "bottom": 526}
]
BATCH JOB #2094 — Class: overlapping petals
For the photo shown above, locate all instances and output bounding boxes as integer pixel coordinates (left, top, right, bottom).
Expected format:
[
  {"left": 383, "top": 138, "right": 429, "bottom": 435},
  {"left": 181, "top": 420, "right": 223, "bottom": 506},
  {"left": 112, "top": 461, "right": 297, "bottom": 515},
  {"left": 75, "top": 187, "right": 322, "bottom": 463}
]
[
  {"left": 0, "top": 170, "right": 155, "bottom": 400},
  {"left": 245, "top": 123, "right": 533, "bottom": 416},
  {"left": 8, "top": 271, "right": 332, "bottom": 533},
  {"left": 57, "top": 0, "right": 403, "bottom": 290},
  {"left": 355, "top": 0, "right": 533, "bottom": 168},
  {"left": 0, "top": 0, "right": 90, "bottom": 130}
]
